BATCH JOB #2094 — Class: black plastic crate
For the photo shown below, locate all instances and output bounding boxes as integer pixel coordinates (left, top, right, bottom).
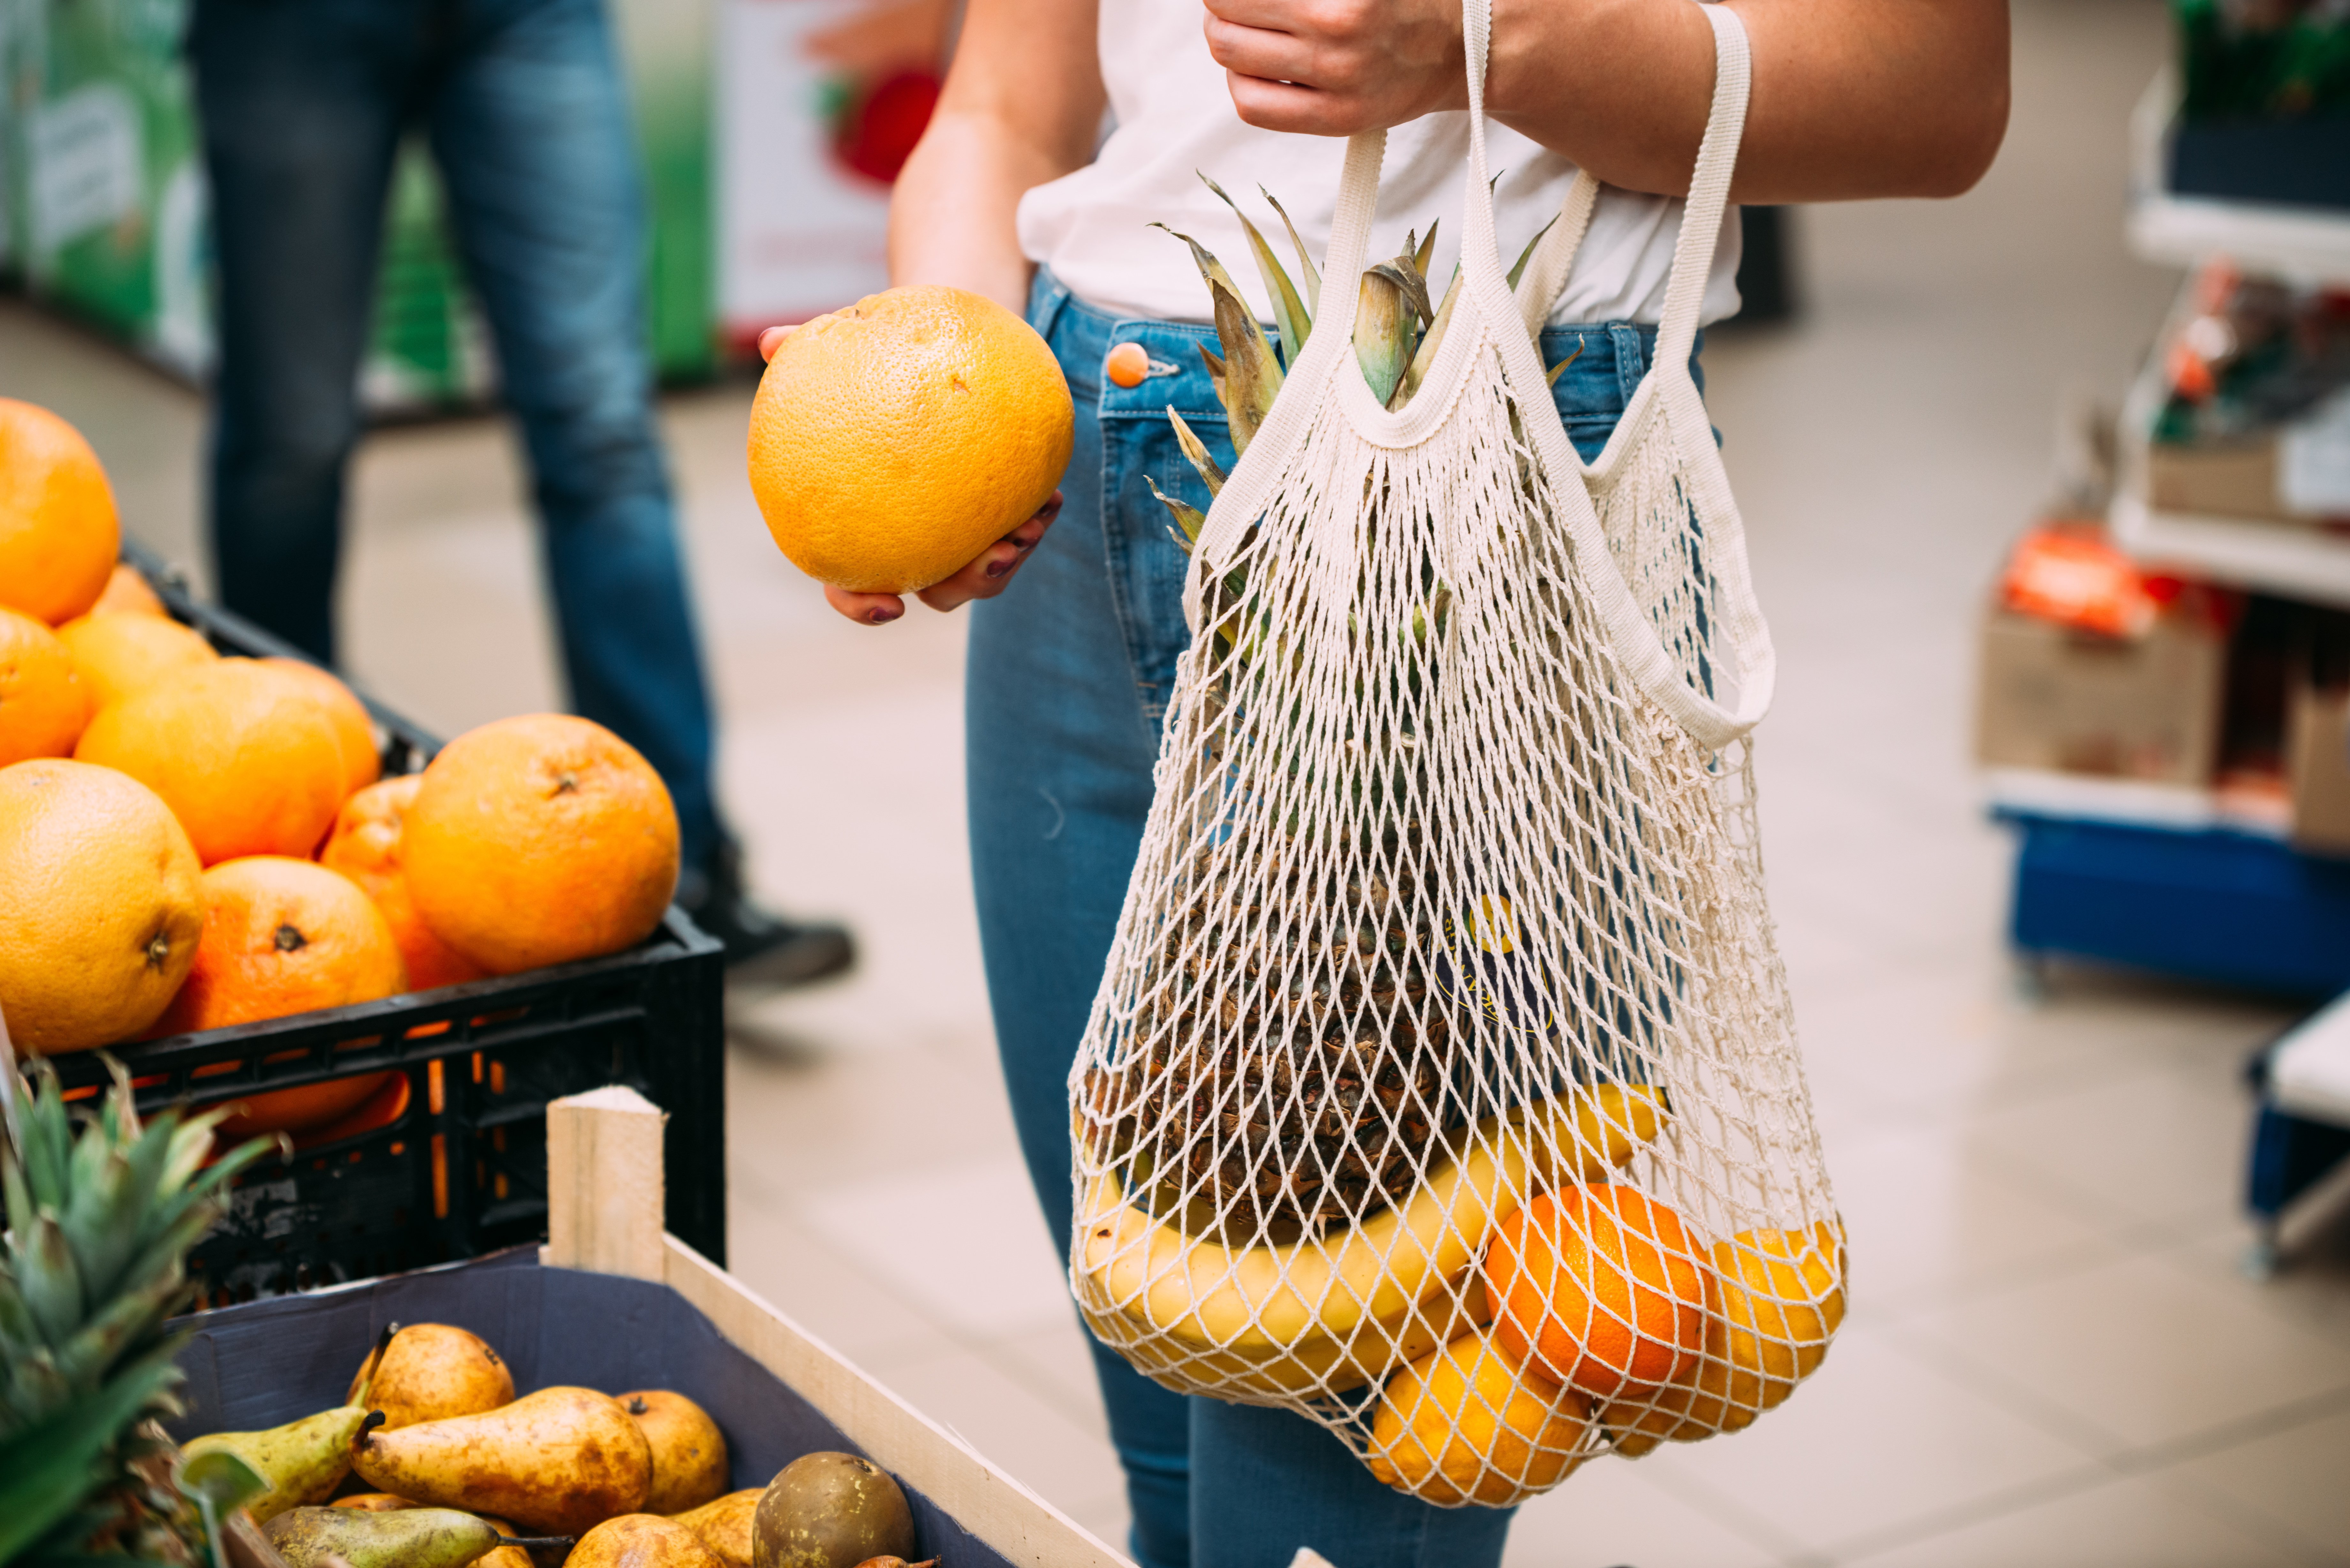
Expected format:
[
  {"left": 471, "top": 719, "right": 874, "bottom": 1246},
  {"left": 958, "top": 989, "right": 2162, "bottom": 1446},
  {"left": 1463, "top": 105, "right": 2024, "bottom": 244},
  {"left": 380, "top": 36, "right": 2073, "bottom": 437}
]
[{"left": 44, "top": 544, "right": 726, "bottom": 1302}]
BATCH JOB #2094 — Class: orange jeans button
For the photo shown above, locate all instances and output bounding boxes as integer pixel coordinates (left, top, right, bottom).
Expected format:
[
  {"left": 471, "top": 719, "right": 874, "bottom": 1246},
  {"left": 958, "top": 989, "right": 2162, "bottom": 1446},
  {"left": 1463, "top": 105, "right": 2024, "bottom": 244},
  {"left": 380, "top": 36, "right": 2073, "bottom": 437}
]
[{"left": 1105, "top": 341, "right": 1150, "bottom": 388}]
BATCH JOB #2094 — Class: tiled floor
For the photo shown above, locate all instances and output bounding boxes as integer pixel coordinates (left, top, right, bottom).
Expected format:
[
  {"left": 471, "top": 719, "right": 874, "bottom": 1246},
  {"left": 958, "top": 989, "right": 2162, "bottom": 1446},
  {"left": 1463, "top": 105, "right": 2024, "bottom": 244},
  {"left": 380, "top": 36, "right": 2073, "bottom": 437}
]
[{"left": 8, "top": 0, "right": 2350, "bottom": 1562}]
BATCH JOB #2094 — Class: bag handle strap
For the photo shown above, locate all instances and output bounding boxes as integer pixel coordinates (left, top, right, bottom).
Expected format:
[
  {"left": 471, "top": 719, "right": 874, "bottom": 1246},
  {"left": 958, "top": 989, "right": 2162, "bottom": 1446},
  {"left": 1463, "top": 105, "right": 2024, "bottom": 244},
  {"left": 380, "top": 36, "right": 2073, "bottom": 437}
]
[
  {"left": 1510, "top": 5, "right": 1748, "bottom": 347},
  {"left": 1655, "top": 4, "right": 1749, "bottom": 373}
]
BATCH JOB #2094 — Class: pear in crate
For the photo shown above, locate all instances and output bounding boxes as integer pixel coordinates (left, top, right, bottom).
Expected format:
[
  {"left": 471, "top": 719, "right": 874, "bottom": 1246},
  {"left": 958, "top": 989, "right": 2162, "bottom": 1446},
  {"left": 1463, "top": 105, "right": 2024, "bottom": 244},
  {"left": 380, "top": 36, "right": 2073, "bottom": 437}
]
[
  {"left": 752, "top": 1452, "right": 916, "bottom": 1568},
  {"left": 349, "top": 1322, "right": 514, "bottom": 1429},
  {"left": 622, "top": 1391, "right": 729, "bottom": 1514},
  {"left": 263, "top": 1506, "right": 566, "bottom": 1568},
  {"left": 572, "top": 1513, "right": 728, "bottom": 1568},
  {"left": 351, "top": 1385, "right": 652, "bottom": 1535},
  {"left": 671, "top": 1489, "right": 761, "bottom": 1568},
  {"left": 181, "top": 1325, "right": 395, "bottom": 1522}
]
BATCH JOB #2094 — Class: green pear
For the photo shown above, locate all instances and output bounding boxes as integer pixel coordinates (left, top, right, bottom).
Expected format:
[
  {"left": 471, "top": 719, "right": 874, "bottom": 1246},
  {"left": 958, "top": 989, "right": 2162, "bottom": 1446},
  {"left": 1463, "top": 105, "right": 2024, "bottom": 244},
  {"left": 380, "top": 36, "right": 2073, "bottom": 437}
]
[
  {"left": 180, "top": 1325, "right": 398, "bottom": 1522},
  {"left": 262, "top": 1506, "right": 570, "bottom": 1568}
]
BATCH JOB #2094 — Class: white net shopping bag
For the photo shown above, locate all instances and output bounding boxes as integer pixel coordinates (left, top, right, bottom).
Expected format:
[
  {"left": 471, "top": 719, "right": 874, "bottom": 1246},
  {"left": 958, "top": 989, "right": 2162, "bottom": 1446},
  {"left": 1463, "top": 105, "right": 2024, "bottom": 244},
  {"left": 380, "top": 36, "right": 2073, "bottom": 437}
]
[{"left": 1067, "top": 1, "right": 1844, "bottom": 1508}]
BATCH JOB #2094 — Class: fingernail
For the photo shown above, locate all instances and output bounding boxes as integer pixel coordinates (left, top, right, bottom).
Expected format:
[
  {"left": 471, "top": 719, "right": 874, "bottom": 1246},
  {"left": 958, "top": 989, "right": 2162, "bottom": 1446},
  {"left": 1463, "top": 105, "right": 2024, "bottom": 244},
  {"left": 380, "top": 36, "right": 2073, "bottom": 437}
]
[
  {"left": 1012, "top": 535, "right": 1036, "bottom": 552},
  {"left": 868, "top": 606, "right": 897, "bottom": 623},
  {"left": 985, "top": 559, "right": 1012, "bottom": 579}
]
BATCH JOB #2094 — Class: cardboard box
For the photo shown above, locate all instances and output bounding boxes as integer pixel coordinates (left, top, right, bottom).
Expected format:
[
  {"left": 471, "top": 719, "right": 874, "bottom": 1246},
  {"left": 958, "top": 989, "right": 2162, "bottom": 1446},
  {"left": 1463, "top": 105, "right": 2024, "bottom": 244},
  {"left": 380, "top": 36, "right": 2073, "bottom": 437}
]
[
  {"left": 1975, "top": 606, "right": 2228, "bottom": 785},
  {"left": 2147, "top": 439, "right": 2302, "bottom": 523},
  {"left": 2289, "top": 679, "right": 2350, "bottom": 856}
]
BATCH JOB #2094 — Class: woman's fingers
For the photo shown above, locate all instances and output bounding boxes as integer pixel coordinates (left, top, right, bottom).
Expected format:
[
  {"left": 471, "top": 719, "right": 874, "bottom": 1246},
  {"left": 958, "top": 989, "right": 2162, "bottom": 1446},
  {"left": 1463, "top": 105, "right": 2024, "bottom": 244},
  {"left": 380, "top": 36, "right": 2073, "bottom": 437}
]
[
  {"left": 916, "top": 492, "right": 1064, "bottom": 612},
  {"left": 825, "top": 585, "right": 907, "bottom": 624},
  {"left": 758, "top": 324, "right": 796, "bottom": 363},
  {"left": 1202, "top": 0, "right": 1460, "bottom": 133},
  {"left": 823, "top": 492, "right": 1063, "bottom": 623}
]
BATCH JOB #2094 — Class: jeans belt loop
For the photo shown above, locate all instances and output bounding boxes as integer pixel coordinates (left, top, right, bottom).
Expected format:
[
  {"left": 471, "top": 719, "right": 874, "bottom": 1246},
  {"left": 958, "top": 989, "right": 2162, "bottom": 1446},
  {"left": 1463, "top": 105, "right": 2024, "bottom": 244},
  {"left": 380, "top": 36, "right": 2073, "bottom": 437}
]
[
  {"left": 1030, "top": 268, "right": 1074, "bottom": 348},
  {"left": 1610, "top": 322, "right": 1647, "bottom": 405}
]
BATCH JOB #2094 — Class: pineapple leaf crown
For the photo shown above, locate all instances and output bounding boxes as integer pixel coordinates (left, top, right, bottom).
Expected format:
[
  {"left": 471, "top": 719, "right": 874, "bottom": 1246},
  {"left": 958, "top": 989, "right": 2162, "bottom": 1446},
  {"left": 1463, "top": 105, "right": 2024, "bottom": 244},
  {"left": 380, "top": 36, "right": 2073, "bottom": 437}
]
[{"left": 0, "top": 1037, "right": 283, "bottom": 1568}]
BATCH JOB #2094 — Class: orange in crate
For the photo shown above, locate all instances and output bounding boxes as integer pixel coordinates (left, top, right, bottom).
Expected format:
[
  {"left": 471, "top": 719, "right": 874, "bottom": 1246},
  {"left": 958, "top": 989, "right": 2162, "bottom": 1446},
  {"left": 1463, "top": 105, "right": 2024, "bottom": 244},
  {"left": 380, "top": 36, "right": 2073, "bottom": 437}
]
[
  {"left": 0, "top": 398, "right": 119, "bottom": 626},
  {"left": 0, "top": 608, "right": 90, "bottom": 765},
  {"left": 160, "top": 856, "right": 406, "bottom": 1132},
  {"left": 0, "top": 758, "right": 202, "bottom": 1053},
  {"left": 321, "top": 775, "right": 489, "bottom": 993},
  {"left": 57, "top": 611, "right": 218, "bottom": 711},
  {"left": 261, "top": 657, "right": 382, "bottom": 800},
  {"left": 1484, "top": 1183, "right": 1714, "bottom": 1401},
  {"left": 91, "top": 563, "right": 167, "bottom": 617},
  {"left": 403, "top": 714, "right": 680, "bottom": 974},
  {"left": 76, "top": 659, "right": 350, "bottom": 863}
]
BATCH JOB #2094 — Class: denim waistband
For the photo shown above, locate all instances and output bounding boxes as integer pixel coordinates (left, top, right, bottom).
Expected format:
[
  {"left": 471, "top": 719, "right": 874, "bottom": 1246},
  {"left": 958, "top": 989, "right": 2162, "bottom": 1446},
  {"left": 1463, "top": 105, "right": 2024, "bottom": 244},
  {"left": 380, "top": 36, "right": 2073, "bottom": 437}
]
[{"left": 1027, "top": 265, "right": 1693, "bottom": 437}]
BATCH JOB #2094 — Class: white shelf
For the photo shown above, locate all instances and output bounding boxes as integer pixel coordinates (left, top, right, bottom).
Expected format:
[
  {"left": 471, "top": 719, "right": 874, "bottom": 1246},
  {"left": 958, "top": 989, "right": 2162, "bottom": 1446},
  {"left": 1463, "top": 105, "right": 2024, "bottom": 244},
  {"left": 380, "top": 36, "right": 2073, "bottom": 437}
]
[
  {"left": 1984, "top": 766, "right": 2290, "bottom": 838},
  {"left": 2110, "top": 493, "right": 2350, "bottom": 610},
  {"left": 2126, "top": 70, "right": 2350, "bottom": 285},
  {"left": 2107, "top": 263, "right": 2350, "bottom": 606}
]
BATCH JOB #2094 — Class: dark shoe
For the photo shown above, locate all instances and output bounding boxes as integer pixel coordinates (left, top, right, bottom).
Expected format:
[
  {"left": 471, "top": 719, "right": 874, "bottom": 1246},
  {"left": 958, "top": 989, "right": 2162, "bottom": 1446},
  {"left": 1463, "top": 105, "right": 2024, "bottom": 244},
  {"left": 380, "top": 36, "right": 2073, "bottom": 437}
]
[{"left": 680, "top": 839, "right": 856, "bottom": 988}]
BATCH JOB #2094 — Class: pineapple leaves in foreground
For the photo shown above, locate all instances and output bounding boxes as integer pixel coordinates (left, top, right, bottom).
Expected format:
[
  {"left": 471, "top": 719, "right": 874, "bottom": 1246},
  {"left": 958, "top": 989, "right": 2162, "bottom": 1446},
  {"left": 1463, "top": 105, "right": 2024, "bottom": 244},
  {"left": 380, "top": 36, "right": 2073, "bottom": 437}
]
[
  {"left": 1199, "top": 174, "right": 1312, "bottom": 366},
  {"left": 1, "top": 1058, "right": 284, "bottom": 1568},
  {"left": 1507, "top": 214, "right": 1559, "bottom": 292},
  {"left": 1167, "top": 409, "right": 1226, "bottom": 497},
  {"left": 1259, "top": 188, "right": 1321, "bottom": 318}
]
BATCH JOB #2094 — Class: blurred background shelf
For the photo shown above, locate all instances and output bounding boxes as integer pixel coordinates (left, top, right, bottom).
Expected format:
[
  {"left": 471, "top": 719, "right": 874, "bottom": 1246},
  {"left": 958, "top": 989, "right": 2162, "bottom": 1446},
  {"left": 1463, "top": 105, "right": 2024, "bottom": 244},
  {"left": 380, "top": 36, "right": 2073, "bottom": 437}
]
[{"left": 2127, "top": 69, "right": 2350, "bottom": 285}]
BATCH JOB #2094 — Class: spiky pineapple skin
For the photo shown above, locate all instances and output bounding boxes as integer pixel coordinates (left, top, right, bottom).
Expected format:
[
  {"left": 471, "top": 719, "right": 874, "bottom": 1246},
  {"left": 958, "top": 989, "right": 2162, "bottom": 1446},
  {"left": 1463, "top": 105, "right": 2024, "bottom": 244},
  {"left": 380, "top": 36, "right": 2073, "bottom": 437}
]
[{"left": 1, "top": 1059, "right": 276, "bottom": 1565}]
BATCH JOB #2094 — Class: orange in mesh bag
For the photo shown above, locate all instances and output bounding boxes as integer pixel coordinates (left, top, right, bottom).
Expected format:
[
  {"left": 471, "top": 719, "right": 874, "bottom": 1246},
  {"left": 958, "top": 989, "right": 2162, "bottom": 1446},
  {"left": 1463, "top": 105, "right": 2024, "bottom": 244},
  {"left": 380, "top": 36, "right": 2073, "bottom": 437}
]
[{"left": 1068, "top": 0, "right": 1841, "bottom": 1507}]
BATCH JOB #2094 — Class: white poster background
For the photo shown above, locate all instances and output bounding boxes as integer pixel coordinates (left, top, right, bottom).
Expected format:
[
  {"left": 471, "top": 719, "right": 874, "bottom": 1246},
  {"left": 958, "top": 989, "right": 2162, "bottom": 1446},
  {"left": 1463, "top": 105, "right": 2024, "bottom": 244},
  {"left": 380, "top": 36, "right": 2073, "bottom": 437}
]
[{"left": 717, "top": 0, "right": 895, "bottom": 334}]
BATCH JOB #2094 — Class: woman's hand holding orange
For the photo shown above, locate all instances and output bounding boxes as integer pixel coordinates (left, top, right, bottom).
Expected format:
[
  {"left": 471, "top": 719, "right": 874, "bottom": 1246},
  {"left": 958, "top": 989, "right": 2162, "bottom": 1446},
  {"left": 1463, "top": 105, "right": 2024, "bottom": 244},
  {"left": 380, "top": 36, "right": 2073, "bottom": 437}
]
[{"left": 756, "top": 323, "right": 1063, "bottom": 627}]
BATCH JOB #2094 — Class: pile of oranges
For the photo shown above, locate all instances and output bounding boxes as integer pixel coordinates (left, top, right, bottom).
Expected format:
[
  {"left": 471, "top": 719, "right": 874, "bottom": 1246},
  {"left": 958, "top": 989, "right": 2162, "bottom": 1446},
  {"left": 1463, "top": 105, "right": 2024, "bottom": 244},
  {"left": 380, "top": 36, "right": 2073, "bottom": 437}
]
[
  {"left": 1364, "top": 1145, "right": 1845, "bottom": 1504},
  {"left": 0, "top": 397, "right": 682, "bottom": 1135}
]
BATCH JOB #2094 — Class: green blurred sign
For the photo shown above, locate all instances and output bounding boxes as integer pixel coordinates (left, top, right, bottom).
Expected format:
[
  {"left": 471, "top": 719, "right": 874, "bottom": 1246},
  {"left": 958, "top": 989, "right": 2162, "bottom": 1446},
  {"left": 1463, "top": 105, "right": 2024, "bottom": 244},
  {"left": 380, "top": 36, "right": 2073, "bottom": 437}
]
[{"left": 0, "top": 0, "right": 714, "bottom": 405}]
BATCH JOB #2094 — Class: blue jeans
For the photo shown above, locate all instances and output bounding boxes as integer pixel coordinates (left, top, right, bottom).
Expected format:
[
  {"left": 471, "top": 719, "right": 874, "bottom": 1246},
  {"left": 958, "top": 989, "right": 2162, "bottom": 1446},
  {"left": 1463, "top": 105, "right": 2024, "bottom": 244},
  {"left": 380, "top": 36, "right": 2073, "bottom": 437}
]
[
  {"left": 966, "top": 269, "right": 1703, "bottom": 1568},
  {"left": 189, "top": 0, "right": 721, "bottom": 869}
]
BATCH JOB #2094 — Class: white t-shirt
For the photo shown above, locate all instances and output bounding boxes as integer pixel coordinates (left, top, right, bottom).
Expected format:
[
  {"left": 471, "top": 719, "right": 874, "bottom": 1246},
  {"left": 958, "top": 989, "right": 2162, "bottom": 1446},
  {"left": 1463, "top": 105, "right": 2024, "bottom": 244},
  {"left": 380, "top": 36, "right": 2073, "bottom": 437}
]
[{"left": 1017, "top": 2, "right": 1741, "bottom": 330}]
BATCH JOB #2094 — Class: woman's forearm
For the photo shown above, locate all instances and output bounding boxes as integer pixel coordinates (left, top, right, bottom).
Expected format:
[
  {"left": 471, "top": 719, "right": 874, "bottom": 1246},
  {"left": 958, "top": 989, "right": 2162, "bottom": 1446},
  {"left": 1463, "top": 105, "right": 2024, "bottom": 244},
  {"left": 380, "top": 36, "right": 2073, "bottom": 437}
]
[
  {"left": 1490, "top": 0, "right": 2009, "bottom": 202},
  {"left": 888, "top": 0, "right": 1107, "bottom": 308},
  {"left": 1204, "top": 0, "right": 2010, "bottom": 203},
  {"left": 890, "top": 114, "right": 1063, "bottom": 309}
]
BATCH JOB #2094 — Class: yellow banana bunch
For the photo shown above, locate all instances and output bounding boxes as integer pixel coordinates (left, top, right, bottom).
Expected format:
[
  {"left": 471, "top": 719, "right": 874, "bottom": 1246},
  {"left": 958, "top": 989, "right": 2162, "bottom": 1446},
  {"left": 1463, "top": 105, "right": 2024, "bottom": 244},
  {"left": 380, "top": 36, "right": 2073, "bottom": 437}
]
[{"left": 1076, "top": 1085, "right": 1670, "bottom": 1394}]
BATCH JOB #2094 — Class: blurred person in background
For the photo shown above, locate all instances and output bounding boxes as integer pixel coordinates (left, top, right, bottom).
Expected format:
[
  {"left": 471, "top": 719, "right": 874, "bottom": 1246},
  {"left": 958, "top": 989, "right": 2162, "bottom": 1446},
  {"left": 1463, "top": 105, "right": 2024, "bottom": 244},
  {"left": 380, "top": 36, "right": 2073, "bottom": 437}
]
[{"left": 190, "top": 0, "right": 850, "bottom": 985}]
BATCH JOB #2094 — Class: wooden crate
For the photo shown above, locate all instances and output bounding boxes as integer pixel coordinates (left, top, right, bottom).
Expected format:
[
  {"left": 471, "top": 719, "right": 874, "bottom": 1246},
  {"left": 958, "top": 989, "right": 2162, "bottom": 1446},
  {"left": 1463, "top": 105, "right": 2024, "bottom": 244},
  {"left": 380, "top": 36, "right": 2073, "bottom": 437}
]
[{"left": 171, "top": 1086, "right": 1132, "bottom": 1568}]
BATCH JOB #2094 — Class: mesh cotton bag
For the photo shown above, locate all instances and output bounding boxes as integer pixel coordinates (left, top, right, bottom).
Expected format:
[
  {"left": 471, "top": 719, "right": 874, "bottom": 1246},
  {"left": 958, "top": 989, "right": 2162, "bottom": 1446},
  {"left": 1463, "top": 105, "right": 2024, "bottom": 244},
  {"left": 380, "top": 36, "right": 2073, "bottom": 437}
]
[{"left": 1066, "top": 0, "right": 1844, "bottom": 1507}]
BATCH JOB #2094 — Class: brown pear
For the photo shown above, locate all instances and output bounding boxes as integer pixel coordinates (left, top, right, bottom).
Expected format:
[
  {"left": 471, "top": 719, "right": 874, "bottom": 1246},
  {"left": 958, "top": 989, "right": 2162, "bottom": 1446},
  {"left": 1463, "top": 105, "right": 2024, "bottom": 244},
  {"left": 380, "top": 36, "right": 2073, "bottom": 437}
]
[
  {"left": 332, "top": 1494, "right": 419, "bottom": 1511},
  {"left": 620, "top": 1391, "right": 729, "bottom": 1515},
  {"left": 350, "top": 1323, "right": 515, "bottom": 1430},
  {"left": 752, "top": 1454, "right": 915, "bottom": 1568},
  {"left": 669, "top": 1490, "right": 761, "bottom": 1568},
  {"left": 350, "top": 1385, "right": 651, "bottom": 1535},
  {"left": 570, "top": 1514, "right": 728, "bottom": 1568}
]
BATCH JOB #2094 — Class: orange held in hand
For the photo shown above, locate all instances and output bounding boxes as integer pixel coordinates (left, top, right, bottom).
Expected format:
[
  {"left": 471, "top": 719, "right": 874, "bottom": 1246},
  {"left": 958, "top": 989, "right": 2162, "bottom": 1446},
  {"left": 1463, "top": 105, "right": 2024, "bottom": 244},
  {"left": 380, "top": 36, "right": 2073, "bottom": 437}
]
[
  {"left": 0, "top": 398, "right": 119, "bottom": 626},
  {"left": 56, "top": 611, "right": 217, "bottom": 711},
  {"left": 402, "top": 713, "right": 680, "bottom": 974},
  {"left": 0, "top": 607, "right": 90, "bottom": 765},
  {"left": 0, "top": 758, "right": 202, "bottom": 1053},
  {"left": 321, "top": 774, "right": 489, "bottom": 993},
  {"left": 748, "top": 285, "right": 1073, "bottom": 594},
  {"left": 75, "top": 659, "right": 350, "bottom": 863},
  {"left": 1484, "top": 1183, "right": 1714, "bottom": 1401}
]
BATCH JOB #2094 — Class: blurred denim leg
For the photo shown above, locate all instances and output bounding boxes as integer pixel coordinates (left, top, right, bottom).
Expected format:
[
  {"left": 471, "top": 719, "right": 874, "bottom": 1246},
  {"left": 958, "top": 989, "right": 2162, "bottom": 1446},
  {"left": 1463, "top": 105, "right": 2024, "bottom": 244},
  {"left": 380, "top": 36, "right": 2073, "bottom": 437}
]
[
  {"left": 190, "top": 0, "right": 416, "bottom": 666},
  {"left": 426, "top": 0, "right": 721, "bottom": 870},
  {"left": 1190, "top": 1399, "right": 1516, "bottom": 1568},
  {"left": 966, "top": 282, "right": 1194, "bottom": 1568}
]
